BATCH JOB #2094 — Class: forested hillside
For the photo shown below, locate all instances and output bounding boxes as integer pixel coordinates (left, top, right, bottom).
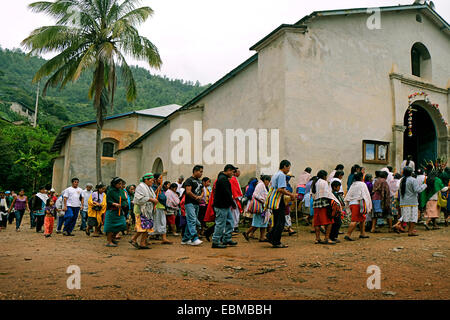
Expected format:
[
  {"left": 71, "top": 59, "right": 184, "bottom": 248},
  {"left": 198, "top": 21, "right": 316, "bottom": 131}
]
[
  {"left": 0, "top": 47, "right": 207, "bottom": 132},
  {"left": 0, "top": 47, "right": 208, "bottom": 191}
]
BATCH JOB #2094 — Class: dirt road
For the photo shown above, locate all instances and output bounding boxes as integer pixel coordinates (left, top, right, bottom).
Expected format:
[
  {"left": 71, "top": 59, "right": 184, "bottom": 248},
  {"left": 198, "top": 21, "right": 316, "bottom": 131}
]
[{"left": 0, "top": 215, "right": 448, "bottom": 300}]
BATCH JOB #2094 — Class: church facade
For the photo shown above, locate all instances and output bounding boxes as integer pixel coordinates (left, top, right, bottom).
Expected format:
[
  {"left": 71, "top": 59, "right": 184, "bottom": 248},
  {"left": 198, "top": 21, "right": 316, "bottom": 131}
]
[
  {"left": 50, "top": 104, "right": 181, "bottom": 191},
  {"left": 52, "top": 3, "right": 450, "bottom": 189}
]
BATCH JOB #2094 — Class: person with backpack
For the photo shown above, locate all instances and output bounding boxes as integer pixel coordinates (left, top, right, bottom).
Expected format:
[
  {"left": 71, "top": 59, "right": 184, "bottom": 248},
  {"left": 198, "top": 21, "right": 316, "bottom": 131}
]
[{"left": 266, "top": 160, "right": 297, "bottom": 248}]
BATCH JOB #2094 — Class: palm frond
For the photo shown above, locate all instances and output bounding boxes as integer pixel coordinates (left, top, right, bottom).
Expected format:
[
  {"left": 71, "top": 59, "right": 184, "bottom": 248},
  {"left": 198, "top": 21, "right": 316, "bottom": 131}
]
[{"left": 21, "top": 25, "right": 86, "bottom": 55}]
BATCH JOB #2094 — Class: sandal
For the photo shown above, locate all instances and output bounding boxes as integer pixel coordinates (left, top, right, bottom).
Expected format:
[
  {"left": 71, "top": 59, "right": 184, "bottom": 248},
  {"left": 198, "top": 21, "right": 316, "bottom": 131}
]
[
  {"left": 289, "top": 231, "right": 297, "bottom": 236},
  {"left": 315, "top": 239, "right": 324, "bottom": 244},
  {"left": 408, "top": 233, "right": 419, "bottom": 237},
  {"left": 106, "top": 243, "right": 117, "bottom": 247},
  {"left": 161, "top": 240, "right": 173, "bottom": 245},
  {"left": 272, "top": 244, "right": 288, "bottom": 248},
  {"left": 344, "top": 236, "right": 355, "bottom": 241},
  {"left": 242, "top": 232, "right": 250, "bottom": 242},
  {"left": 129, "top": 240, "right": 139, "bottom": 249},
  {"left": 112, "top": 239, "right": 119, "bottom": 245},
  {"left": 259, "top": 239, "right": 269, "bottom": 242},
  {"left": 359, "top": 235, "right": 370, "bottom": 239},
  {"left": 138, "top": 245, "right": 151, "bottom": 250},
  {"left": 322, "top": 240, "right": 336, "bottom": 245}
]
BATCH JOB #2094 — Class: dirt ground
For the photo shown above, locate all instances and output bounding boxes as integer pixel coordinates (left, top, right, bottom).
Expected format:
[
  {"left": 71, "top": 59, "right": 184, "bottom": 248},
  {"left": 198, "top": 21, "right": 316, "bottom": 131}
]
[{"left": 0, "top": 214, "right": 449, "bottom": 300}]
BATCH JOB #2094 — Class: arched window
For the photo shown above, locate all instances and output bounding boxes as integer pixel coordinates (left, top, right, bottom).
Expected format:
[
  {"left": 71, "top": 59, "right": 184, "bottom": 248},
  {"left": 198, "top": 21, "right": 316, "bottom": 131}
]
[
  {"left": 152, "top": 158, "right": 164, "bottom": 174},
  {"left": 411, "top": 42, "right": 431, "bottom": 80},
  {"left": 102, "top": 139, "right": 117, "bottom": 158}
]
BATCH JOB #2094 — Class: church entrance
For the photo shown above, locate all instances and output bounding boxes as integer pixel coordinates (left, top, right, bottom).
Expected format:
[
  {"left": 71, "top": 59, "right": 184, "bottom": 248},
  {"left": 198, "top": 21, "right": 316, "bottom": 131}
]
[{"left": 403, "top": 104, "right": 437, "bottom": 169}]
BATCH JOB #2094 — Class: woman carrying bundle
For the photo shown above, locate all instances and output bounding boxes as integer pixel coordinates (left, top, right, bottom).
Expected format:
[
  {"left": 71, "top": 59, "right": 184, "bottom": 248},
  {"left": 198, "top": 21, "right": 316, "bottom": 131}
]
[
  {"left": 242, "top": 175, "right": 271, "bottom": 242},
  {"left": 131, "top": 173, "right": 158, "bottom": 249},
  {"left": 86, "top": 183, "right": 107, "bottom": 237}
]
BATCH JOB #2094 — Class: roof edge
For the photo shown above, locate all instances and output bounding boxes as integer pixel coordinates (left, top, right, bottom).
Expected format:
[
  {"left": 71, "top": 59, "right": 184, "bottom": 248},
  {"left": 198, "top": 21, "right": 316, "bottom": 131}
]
[
  {"left": 249, "top": 24, "right": 308, "bottom": 51},
  {"left": 293, "top": 4, "right": 449, "bottom": 32},
  {"left": 118, "top": 53, "right": 260, "bottom": 153}
]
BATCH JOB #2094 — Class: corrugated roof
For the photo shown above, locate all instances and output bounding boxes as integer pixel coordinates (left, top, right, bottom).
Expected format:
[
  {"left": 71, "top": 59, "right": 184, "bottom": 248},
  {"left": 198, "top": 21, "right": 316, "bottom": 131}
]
[
  {"left": 135, "top": 104, "right": 182, "bottom": 117},
  {"left": 50, "top": 104, "right": 182, "bottom": 153}
]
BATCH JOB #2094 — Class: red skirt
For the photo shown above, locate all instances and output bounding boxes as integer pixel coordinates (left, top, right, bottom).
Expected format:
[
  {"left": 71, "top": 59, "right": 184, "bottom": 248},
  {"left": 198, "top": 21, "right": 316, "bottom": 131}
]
[
  {"left": 166, "top": 214, "right": 176, "bottom": 225},
  {"left": 313, "top": 207, "right": 333, "bottom": 226},
  {"left": 350, "top": 204, "right": 366, "bottom": 222}
]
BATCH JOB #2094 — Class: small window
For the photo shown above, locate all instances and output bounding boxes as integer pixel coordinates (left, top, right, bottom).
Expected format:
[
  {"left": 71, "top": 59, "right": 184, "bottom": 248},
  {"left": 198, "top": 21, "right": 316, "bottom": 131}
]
[
  {"left": 416, "top": 14, "right": 422, "bottom": 23},
  {"left": 411, "top": 42, "right": 431, "bottom": 79},
  {"left": 363, "top": 140, "right": 389, "bottom": 164},
  {"left": 22, "top": 107, "right": 27, "bottom": 113},
  {"left": 102, "top": 142, "right": 115, "bottom": 158},
  {"left": 411, "top": 47, "right": 421, "bottom": 77}
]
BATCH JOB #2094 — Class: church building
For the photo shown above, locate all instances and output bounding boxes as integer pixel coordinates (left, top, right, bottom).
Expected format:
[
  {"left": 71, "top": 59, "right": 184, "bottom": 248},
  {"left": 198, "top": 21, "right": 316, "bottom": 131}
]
[{"left": 52, "top": 2, "right": 450, "bottom": 189}]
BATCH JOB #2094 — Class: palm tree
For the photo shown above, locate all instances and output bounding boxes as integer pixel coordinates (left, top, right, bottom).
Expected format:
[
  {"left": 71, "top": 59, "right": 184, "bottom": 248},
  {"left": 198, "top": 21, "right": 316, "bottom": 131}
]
[{"left": 22, "top": 0, "right": 162, "bottom": 183}]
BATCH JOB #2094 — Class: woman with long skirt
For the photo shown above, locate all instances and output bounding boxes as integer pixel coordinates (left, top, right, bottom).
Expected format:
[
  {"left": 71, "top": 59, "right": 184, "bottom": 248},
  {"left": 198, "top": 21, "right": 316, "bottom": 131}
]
[
  {"left": 242, "top": 175, "right": 271, "bottom": 242},
  {"left": 104, "top": 178, "right": 128, "bottom": 247},
  {"left": 397, "top": 167, "right": 427, "bottom": 236}
]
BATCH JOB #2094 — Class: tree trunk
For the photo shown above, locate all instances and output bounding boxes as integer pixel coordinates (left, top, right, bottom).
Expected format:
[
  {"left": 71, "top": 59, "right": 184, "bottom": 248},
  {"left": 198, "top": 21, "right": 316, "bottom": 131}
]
[
  {"left": 96, "top": 111, "right": 103, "bottom": 184},
  {"left": 94, "top": 62, "right": 105, "bottom": 184}
]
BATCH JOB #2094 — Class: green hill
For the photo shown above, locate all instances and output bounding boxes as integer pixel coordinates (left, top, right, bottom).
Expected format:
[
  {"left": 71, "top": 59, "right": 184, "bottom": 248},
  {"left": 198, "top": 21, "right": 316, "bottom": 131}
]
[
  {"left": 0, "top": 47, "right": 208, "bottom": 192},
  {"left": 0, "top": 47, "right": 207, "bottom": 133}
]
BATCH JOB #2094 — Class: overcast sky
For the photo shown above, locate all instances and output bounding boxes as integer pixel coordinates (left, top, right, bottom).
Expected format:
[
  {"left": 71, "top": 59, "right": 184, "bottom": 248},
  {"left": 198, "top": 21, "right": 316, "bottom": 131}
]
[{"left": 0, "top": 0, "right": 449, "bottom": 85}]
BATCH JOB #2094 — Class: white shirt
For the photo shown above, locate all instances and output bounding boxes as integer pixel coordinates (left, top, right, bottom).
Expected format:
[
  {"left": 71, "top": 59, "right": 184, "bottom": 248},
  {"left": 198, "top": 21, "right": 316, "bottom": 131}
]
[
  {"left": 64, "top": 187, "right": 83, "bottom": 208},
  {"left": 401, "top": 160, "right": 415, "bottom": 172},
  {"left": 417, "top": 175, "right": 426, "bottom": 185},
  {"left": 176, "top": 182, "right": 185, "bottom": 196},
  {"left": 81, "top": 190, "right": 93, "bottom": 211},
  {"left": 330, "top": 177, "right": 344, "bottom": 193}
]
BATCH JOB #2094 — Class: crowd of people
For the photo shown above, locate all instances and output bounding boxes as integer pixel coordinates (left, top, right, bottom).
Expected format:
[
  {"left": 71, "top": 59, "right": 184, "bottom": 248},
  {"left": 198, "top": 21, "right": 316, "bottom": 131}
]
[{"left": 1, "top": 157, "right": 448, "bottom": 249}]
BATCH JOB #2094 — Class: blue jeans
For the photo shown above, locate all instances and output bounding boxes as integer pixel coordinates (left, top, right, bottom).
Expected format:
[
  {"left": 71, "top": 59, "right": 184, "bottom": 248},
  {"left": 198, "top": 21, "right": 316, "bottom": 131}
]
[
  {"left": 15, "top": 210, "right": 25, "bottom": 229},
  {"left": 212, "top": 207, "right": 234, "bottom": 244},
  {"left": 57, "top": 214, "right": 65, "bottom": 232},
  {"left": 80, "top": 210, "right": 88, "bottom": 230},
  {"left": 63, "top": 207, "right": 80, "bottom": 233},
  {"left": 182, "top": 203, "right": 199, "bottom": 242},
  {"left": 30, "top": 211, "right": 36, "bottom": 228}
]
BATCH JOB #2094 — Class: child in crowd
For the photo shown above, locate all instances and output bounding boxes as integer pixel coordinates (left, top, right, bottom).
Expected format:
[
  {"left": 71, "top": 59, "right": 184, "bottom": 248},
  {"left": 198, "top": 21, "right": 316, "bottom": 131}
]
[
  {"left": 44, "top": 198, "right": 57, "bottom": 238},
  {"left": 165, "top": 183, "right": 181, "bottom": 236},
  {"left": 330, "top": 180, "right": 345, "bottom": 242}
]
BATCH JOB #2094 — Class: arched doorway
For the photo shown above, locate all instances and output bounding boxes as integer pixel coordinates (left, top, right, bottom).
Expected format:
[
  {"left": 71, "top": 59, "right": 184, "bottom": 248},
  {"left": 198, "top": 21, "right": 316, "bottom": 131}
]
[
  {"left": 403, "top": 104, "right": 437, "bottom": 168},
  {"left": 152, "top": 158, "right": 164, "bottom": 174}
]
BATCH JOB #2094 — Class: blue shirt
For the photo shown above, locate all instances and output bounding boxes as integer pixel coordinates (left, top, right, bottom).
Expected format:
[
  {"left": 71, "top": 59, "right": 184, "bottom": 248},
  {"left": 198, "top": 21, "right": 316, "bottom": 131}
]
[{"left": 271, "top": 171, "right": 287, "bottom": 190}]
